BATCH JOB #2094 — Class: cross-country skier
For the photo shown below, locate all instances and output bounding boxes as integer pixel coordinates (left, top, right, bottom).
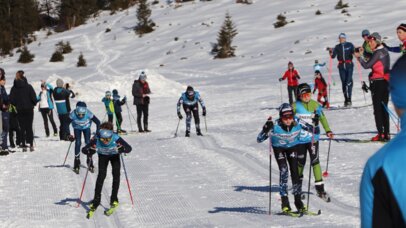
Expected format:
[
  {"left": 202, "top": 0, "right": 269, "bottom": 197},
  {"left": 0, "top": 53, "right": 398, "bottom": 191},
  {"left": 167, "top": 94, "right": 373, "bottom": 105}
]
[
  {"left": 177, "top": 86, "right": 206, "bottom": 137},
  {"left": 112, "top": 89, "right": 127, "bottom": 134},
  {"left": 67, "top": 101, "right": 100, "bottom": 174},
  {"left": 313, "top": 60, "right": 326, "bottom": 72},
  {"left": 360, "top": 54, "right": 406, "bottom": 228},
  {"left": 83, "top": 121, "right": 132, "bottom": 219},
  {"left": 279, "top": 62, "right": 301, "bottom": 105},
  {"left": 102, "top": 91, "right": 114, "bottom": 124},
  {"left": 383, "top": 23, "right": 406, "bottom": 56},
  {"left": 313, "top": 70, "right": 329, "bottom": 108},
  {"left": 293, "top": 83, "right": 334, "bottom": 201},
  {"left": 257, "top": 103, "right": 314, "bottom": 213}
]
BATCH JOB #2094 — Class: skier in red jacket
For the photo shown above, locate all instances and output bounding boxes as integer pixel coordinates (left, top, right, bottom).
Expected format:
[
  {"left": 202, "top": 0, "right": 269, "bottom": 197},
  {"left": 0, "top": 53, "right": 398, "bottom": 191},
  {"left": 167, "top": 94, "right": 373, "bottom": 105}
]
[
  {"left": 279, "top": 61, "right": 301, "bottom": 104},
  {"left": 312, "top": 70, "right": 329, "bottom": 108}
]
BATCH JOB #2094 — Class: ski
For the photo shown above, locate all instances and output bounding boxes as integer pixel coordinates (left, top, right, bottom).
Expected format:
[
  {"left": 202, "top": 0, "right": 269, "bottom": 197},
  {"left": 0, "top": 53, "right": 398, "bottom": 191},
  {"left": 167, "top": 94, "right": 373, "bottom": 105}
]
[
  {"left": 320, "top": 138, "right": 386, "bottom": 144},
  {"left": 326, "top": 104, "right": 372, "bottom": 111},
  {"left": 302, "top": 209, "right": 322, "bottom": 216},
  {"left": 276, "top": 211, "right": 303, "bottom": 217}
]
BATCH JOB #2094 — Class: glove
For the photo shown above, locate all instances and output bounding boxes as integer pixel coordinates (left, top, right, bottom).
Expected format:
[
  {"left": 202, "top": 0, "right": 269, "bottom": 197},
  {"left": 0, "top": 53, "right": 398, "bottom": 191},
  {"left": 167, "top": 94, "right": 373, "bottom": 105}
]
[
  {"left": 312, "top": 113, "right": 320, "bottom": 126},
  {"left": 117, "top": 144, "right": 125, "bottom": 153},
  {"left": 362, "top": 81, "right": 369, "bottom": 93},
  {"left": 278, "top": 78, "right": 283, "bottom": 82},
  {"left": 89, "top": 146, "right": 96, "bottom": 155},
  {"left": 326, "top": 131, "right": 334, "bottom": 139},
  {"left": 177, "top": 112, "right": 183, "bottom": 119},
  {"left": 123, "top": 96, "right": 127, "bottom": 102},
  {"left": 202, "top": 108, "right": 206, "bottom": 116},
  {"left": 262, "top": 116, "right": 274, "bottom": 133},
  {"left": 67, "top": 135, "right": 75, "bottom": 142}
]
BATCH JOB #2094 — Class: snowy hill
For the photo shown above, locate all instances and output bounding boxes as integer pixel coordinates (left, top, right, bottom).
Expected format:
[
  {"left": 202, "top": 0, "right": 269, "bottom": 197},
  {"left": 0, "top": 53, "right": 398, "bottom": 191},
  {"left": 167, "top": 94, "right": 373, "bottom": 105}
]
[{"left": 0, "top": 0, "right": 405, "bottom": 227}]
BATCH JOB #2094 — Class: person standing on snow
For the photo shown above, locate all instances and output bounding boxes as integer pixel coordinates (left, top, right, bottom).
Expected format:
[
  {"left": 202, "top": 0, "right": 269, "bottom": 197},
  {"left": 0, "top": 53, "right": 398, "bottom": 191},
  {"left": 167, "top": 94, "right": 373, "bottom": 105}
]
[
  {"left": 177, "top": 86, "right": 206, "bottom": 137},
  {"left": 132, "top": 71, "right": 151, "bottom": 132},
  {"left": 53, "top": 78, "right": 72, "bottom": 141},
  {"left": 83, "top": 121, "right": 132, "bottom": 219},
  {"left": 37, "top": 82, "right": 58, "bottom": 137},
  {"left": 293, "top": 83, "right": 334, "bottom": 201},
  {"left": 313, "top": 70, "right": 329, "bottom": 108},
  {"left": 112, "top": 89, "right": 127, "bottom": 134},
  {"left": 383, "top": 23, "right": 406, "bottom": 56},
  {"left": 67, "top": 101, "right": 100, "bottom": 174},
  {"left": 279, "top": 61, "right": 301, "bottom": 105},
  {"left": 0, "top": 69, "right": 11, "bottom": 153},
  {"left": 360, "top": 55, "right": 406, "bottom": 228},
  {"left": 102, "top": 91, "right": 114, "bottom": 124},
  {"left": 361, "top": 29, "right": 373, "bottom": 60},
  {"left": 355, "top": 32, "right": 391, "bottom": 142},
  {"left": 328, "top": 33, "right": 355, "bottom": 107}
]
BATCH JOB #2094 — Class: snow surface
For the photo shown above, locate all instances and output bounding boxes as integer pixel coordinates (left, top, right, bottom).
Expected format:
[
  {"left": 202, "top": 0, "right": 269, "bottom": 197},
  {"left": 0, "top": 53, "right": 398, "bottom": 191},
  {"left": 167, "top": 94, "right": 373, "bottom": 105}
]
[{"left": 0, "top": 0, "right": 405, "bottom": 227}]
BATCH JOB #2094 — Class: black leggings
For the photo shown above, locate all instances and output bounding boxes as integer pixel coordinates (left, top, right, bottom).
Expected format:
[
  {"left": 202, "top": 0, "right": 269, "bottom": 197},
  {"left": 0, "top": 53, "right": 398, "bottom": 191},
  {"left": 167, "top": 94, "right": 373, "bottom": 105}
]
[
  {"left": 136, "top": 104, "right": 149, "bottom": 130},
  {"left": 92, "top": 154, "right": 121, "bottom": 208},
  {"left": 273, "top": 146, "right": 301, "bottom": 196},
  {"left": 370, "top": 79, "right": 390, "bottom": 136},
  {"left": 40, "top": 108, "right": 58, "bottom": 136},
  {"left": 183, "top": 104, "right": 200, "bottom": 132},
  {"left": 287, "top": 86, "right": 298, "bottom": 105},
  {"left": 17, "top": 110, "right": 34, "bottom": 147}
]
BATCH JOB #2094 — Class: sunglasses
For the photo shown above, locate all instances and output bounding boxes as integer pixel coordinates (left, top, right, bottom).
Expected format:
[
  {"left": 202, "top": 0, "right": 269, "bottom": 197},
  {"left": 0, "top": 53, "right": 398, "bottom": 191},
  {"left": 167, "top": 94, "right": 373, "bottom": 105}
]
[
  {"left": 77, "top": 113, "right": 85, "bottom": 118},
  {"left": 301, "top": 93, "right": 312, "bottom": 99},
  {"left": 100, "top": 137, "right": 112, "bottom": 143},
  {"left": 367, "top": 36, "right": 377, "bottom": 41},
  {"left": 281, "top": 115, "right": 294, "bottom": 121}
]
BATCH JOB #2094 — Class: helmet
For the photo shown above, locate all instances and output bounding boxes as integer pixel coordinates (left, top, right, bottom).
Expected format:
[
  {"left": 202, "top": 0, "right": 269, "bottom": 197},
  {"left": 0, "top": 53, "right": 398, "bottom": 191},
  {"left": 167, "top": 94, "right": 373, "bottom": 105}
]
[
  {"left": 105, "top": 91, "right": 112, "bottom": 97},
  {"left": 279, "top": 103, "right": 294, "bottom": 118},
  {"left": 297, "top": 83, "right": 311, "bottom": 96},
  {"left": 75, "top": 106, "right": 87, "bottom": 119},
  {"left": 99, "top": 129, "right": 113, "bottom": 144},
  {"left": 361, "top": 29, "right": 370, "bottom": 37},
  {"left": 186, "top": 86, "right": 194, "bottom": 97},
  {"left": 112, "top": 89, "right": 118, "bottom": 95},
  {"left": 76, "top": 101, "right": 87, "bottom": 108}
]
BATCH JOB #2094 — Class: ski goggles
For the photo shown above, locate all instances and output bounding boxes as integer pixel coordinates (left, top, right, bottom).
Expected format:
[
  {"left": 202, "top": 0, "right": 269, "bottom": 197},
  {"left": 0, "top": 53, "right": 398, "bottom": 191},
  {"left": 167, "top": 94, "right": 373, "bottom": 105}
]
[
  {"left": 281, "top": 115, "right": 294, "bottom": 121},
  {"left": 76, "top": 107, "right": 87, "bottom": 118},
  {"left": 99, "top": 129, "right": 113, "bottom": 143},
  {"left": 300, "top": 93, "right": 312, "bottom": 99}
]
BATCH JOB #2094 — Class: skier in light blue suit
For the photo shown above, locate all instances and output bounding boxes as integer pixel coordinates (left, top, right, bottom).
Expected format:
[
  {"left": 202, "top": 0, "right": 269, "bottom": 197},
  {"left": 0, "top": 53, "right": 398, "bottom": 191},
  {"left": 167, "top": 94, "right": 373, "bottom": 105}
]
[
  {"left": 67, "top": 101, "right": 100, "bottom": 174},
  {"left": 360, "top": 55, "right": 406, "bottom": 228},
  {"left": 177, "top": 86, "right": 206, "bottom": 137},
  {"left": 313, "top": 60, "right": 326, "bottom": 72}
]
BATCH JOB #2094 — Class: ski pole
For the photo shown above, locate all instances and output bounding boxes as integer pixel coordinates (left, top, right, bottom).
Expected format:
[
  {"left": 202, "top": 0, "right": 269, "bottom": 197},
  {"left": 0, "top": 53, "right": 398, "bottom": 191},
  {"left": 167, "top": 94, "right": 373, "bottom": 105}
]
[
  {"left": 174, "top": 118, "right": 181, "bottom": 137},
  {"left": 125, "top": 102, "right": 134, "bottom": 132},
  {"left": 322, "top": 138, "right": 332, "bottom": 178},
  {"left": 268, "top": 133, "right": 273, "bottom": 215},
  {"left": 62, "top": 141, "right": 74, "bottom": 166},
  {"left": 307, "top": 123, "right": 316, "bottom": 209},
  {"left": 120, "top": 153, "right": 135, "bottom": 207},
  {"left": 328, "top": 56, "right": 332, "bottom": 102},
  {"left": 76, "top": 157, "right": 92, "bottom": 208},
  {"left": 204, "top": 116, "right": 207, "bottom": 133},
  {"left": 355, "top": 59, "right": 367, "bottom": 104},
  {"left": 381, "top": 102, "right": 400, "bottom": 132}
]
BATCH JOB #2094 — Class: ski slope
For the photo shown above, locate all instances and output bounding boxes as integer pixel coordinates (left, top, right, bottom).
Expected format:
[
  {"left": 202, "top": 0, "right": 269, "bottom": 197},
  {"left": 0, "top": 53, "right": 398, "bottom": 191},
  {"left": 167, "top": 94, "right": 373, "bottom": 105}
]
[{"left": 0, "top": 0, "right": 405, "bottom": 227}]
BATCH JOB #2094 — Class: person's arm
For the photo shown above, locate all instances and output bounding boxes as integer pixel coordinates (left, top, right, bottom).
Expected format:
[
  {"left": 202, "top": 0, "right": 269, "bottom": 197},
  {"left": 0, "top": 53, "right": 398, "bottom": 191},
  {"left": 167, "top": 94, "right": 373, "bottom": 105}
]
[
  {"left": 177, "top": 96, "right": 183, "bottom": 118},
  {"left": 120, "top": 96, "right": 126, "bottom": 106},
  {"left": 330, "top": 45, "right": 337, "bottom": 59},
  {"left": 382, "top": 42, "right": 401, "bottom": 53},
  {"left": 69, "top": 90, "right": 75, "bottom": 98},
  {"left": 257, "top": 117, "right": 274, "bottom": 143},
  {"left": 30, "top": 85, "right": 37, "bottom": 105},
  {"left": 82, "top": 137, "right": 97, "bottom": 155},
  {"left": 358, "top": 51, "right": 380, "bottom": 69},
  {"left": 91, "top": 115, "right": 101, "bottom": 133},
  {"left": 320, "top": 62, "right": 326, "bottom": 67},
  {"left": 295, "top": 70, "right": 300, "bottom": 79},
  {"left": 116, "top": 137, "right": 132, "bottom": 153}
]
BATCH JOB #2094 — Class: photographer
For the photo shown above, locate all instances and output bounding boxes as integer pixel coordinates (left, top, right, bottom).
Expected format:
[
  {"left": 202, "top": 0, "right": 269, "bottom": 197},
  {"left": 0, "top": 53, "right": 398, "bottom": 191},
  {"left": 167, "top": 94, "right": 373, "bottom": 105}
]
[{"left": 354, "top": 32, "right": 390, "bottom": 142}]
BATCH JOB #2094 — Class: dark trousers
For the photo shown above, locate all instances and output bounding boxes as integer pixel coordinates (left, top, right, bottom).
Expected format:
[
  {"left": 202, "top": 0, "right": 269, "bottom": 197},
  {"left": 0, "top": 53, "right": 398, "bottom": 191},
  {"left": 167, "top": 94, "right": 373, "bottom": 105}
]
[
  {"left": 40, "top": 108, "right": 58, "bottom": 136},
  {"left": 17, "top": 110, "right": 34, "bottom": 147},
  {"left": 183, "top": 104, "right": 200, "bottom": 132},
  {"left": 2, "top": 112, "right": 9, "bottom": 149},
  {"left": 338, "top": 64, "right": 354, "bottom": 101},
  {"left": 287, "top": 86, "right": 298, "bottom": 105},
  {"left": 370, "top": 80, "right": 390, "bottom": 136},
  {"left": 273, "top": 146, "right": 301, "bottom": 196},
  {"left": 297, "top": 141, "right": 323, "bottom": 183},
  {"left": 136, "top": 104, "right": 149, "bottom": 130},
  {"left": 115, "top": 112, "right": 123, "bottom": 129},
  {"left": 58, "top": 113, "right": 70, "bottom": 140},
  {"left": 108, "top": 114, "right": 113, "bottom": 124},
  {"left": 9, "top": 113, "right": 21, "bottom": 147},
  {"left": 92, "top": 154, "right": 121, "bottom": 208},
  {"left": 74, "top": 128, "right": 90, "bottom": 157}
]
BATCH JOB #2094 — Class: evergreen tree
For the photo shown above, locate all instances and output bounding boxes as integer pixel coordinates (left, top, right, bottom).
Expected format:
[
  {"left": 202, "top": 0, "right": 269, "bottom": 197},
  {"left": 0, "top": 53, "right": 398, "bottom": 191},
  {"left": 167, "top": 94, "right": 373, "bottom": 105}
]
[
  {"left": 135, "top": 0, "right": 155, "bottom": 36},
  {"left": 215, "top": 13, "right": 238, "bottom": 59},
  {"left": 77, "top": 53, "right": 87, "bottom": 67},
  {"left": 18, "top": 46, "right": 35, "bottom": 63},
  {"left": 59, "top": 0, "right": 98, "bottom": 30},
  {"left": 50, "top": 50, "right": 64, "bottom": 62}
]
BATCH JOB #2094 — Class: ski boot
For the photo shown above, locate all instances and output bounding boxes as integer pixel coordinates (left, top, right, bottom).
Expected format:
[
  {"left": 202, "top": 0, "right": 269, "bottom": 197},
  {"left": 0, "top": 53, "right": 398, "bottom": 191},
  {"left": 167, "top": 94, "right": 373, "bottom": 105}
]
[
  {"left": 144, "top": 124, "right": 151, "bottom": 133},
  {"left": 54, "top": 132, "right": 58, "bottom": 137},
  {"left": 86, "top": 203, "right": 97, "bottom": 219},
  {"left": 22, "top": 145, "right": 28, "bottom": 152},
  {"left": 281, "top": 196, "right": 291, "bottom": 212},
  {"left": 315, "top": 183, "right": 331, "bottom": 202},
  {"left": 294, "top": 194, "right": 306, "bottom": 213},
  {"left": 104, "top": 201, "right": 119, "bottom": 216},
  {"left": 73, "top": 158, "right": 81, "bottom": 174},
  {"left": 30, "top": 146, "right": 35, "bottom": 152},
  {"left": 371, "top": 134, "right": 382, "bottom": 142},
  {"left": 0, "top": 150, "right": 9, "bottom": 156},
  {"left": 88, "top": 165, "right": 95, "bottom": 173},
  {"left": 382, "top": 133, "right": 391, "bottom": 142},
  {"left": 196, "top": 129, "right": 203, "bottom": 136},
  {"left": 185, "top": 130, "right": 190, "bottom": 137}
]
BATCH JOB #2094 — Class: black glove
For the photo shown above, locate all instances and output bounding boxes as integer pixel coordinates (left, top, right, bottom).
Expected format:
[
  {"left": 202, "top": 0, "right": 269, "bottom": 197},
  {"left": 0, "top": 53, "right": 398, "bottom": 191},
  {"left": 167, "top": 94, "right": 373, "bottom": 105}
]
[
  {"left": 117, "top": 144, "right": 125, "bottom": 153},
  {"left": 278, "top": 78, "right": 283, "bottom": 82},
  {"left": 89, "top": 146, "right": 96, "bottom": 155},
  {"left": 262, "top": 116, "right": 274, "bottom": 133},
  {"left": 202, "top": 108, "right": 206, "bottom": 116},
  {"left": 67, "top": 135, "right": 75, "bottom": 142},
  {"left": 362, "top": 81, "right": 369, "bottom": 93},
  {"left": 177, "top": 112, "right": 183, "bottom": 120},
  {"left": 312, "top": 113, "right": 320, "bottom": 126}
]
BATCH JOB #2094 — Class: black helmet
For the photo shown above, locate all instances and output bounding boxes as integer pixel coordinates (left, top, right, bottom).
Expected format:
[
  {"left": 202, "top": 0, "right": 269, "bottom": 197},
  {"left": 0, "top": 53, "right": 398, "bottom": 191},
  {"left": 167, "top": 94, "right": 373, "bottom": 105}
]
[
  {"left": 279, "top": 103, "right": 294, "bottom": 118},
  {"left": 297, "top": 83, "right": 311, "bottom": 96},
  {"left": 186, "top": 86, "right": 194, "bottom": 96}
]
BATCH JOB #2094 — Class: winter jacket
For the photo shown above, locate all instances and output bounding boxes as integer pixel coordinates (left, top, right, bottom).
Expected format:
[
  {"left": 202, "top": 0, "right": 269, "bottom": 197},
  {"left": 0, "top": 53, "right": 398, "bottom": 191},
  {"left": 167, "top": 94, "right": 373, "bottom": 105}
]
[
  {"left": 37, "top": 83, "right": 54, "bottom": 110},
  {"left": 281, "top": 69, "right": 300, "bottom": 86},
  {"left": 360, "top": 113, "right": 406, "bottom": 228},
  {"left": 177, "top": 91, "right": 205, "bottom": 113},
  {"left": 52, "top": 87, "right": 71, "bottom": 115},
  {"left": 112, "top": 94, "right": 126, "bottom": 113},
  {"left": 313, "top": 77, "right": 328, "bottom": 95},
  {"left": 132, "top": 80, "right": 151, "bottom": 105},
  {"left": 331, "top": 42, "right": 355, "bottom": 68},
  {"left": 102, "top": 97, "right": 114, "bottom": 115},
  {"left": 358, "top": 46, "right": 390, "bottom": 81},
  {"left": 0, "top": 85, "right": 9, "bottom": 112},
  {"left": 9, "top": 79, "right": 37, "bottom": 113},
  {"left": 82, "top": 134, "right": 132, "bottom": 156}
]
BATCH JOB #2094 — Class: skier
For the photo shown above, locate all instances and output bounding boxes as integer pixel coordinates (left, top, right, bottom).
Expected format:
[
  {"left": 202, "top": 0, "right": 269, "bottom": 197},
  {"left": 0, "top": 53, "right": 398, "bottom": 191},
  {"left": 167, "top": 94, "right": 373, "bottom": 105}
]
[
  {"left": 112, "top": 89, "right": 127, "bottom": 134},
  {"left": 361, "top": 29, "right": 373, "bottom": 60},
  {"left": 37, "top": 82, "right": 58, "bottom": 137},
  {"left": 279, "top": 62, "right": 301, "bottom": 105},
  {"left": 313, "top": 60, "right": 326, "bottom": 72},
  {"left": 83, "top": 121, "right": 132, "bottom": 219},
  {"left": 52, "top": 78, "right": 72, "bottom": 141},
  {"left": 101, "top": 91, "right": 114, "bottom": 124},
  {"left": 360, "top": 54, "right": 406, "bottom": 228},
  {"left": 67, "top": 101, "right": 100, "bottom": 174},
  {"left": 355, "top": 32, "right": 390, "bottom": 141},
  {"left": 257, "top": 103, "right": 313, "bottom": 213},
  {"left": 0, "top": 69, "right": 11, "bottom": 153},
  {"left": 293, "top": 83, "right": 334, "bottom": 201},
  {"left": 132, "top": 71, "right": 151, "bottom": 132},
  {"left": 328, "top": 33, "right": 355, "bottom": 107},
  {"left": 313, "top": 70, "right": 329, "bottom": 108},
  {"left": 383, "top": 23, "right": 406, "bottom": 55},
  {"left": 177, "top": 86, "right": 206, "bottom": 137}
]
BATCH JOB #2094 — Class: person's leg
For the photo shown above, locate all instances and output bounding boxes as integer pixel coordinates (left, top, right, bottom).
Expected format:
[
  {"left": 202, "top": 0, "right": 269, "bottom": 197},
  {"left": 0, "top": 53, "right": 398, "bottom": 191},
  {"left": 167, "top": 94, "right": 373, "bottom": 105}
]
[
  {"left": 25, "top": 110, "right": 34, "bottom": 147},
  {"left": 48, "top": 109, "right": 58, "bottom": 135},
  {"left": 58, "top": 114, "right": 64, "bottom": 140},
  {"left": 288, "top": 86, "right": 294, "bottom": 105},
  {"left": 9, "top": 129, "right": 15, "bottom": 148},
  {"left": 286, "top": 146, "right": 303, "bottom": 210},
  {"left": 273, "top": 147, "right": 291, "bottom": 210},
  {"left": 338, "top": 67, "right": 348, "bottom": 103},
  {"left": 115, "top": 112, "right": 123, "bottom": 129},
  {"left": 108, "top": 114, "right": 113, "bottom": 124},
  {"left": 143, "top": 104, "right": 149, "bottom": 131},
  {"left": 83, "top": 128, "right": 93, "bottom": 168},
  {"left": 346, "top": 65, "right": 354, "bottom": 103},
  {"left": 292, "top": 86, "right": 298, "bottom": 102},
  {"left": 370, "top": 81, "right": 383, "bottom": 135},
  {"left": 92, "top": 154, "right": 109, "bottom": 208},
  {"left": 40, "top": 109, "right": 50, "bottom": 137},
  {"left": 191, "top": 104, "right": 200, "bottom": 133},
  {"left": 110, "top": 154, "right": 121, "bottom": 204},
  {"left": 136, "top": 105, "right": 143, "bottom": 132},
  {"left": 381, "top": 80, "right": 390, "bottom": 138},
  {"left": 17, "top": 113, "right": 27, "bottom": 147},
  {"left": 74, "top": 129, "right": 82, "bottom": 170},
  {"left": 183, "top": 106, "right": 192, "bottom": 135},
  {"left": 2, "top": 112, "right": 9, "bottom": 150},
  {"left": 308, "top": 141, "right": 325, "bottom": 193},
  {"left": 296, "top": 143, "right": 307, "bottom": 188}
]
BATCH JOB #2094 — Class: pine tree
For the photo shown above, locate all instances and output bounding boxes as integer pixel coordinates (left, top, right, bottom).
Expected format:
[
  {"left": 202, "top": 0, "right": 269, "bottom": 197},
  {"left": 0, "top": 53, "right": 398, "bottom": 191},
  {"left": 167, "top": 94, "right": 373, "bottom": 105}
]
[
  {"left": 59, "top": 0, "right": 98, "bottom": 30},
  {"left": 215, "top": 13, "right": 238, "bottom": 59},
  {"left": 18, "top": 46, "right": 35, "bottom": 63},
  {"left": 77, "top": 53, "right": 87, "bottom": 67},
  {"left": 50, "top": 50, "right": 64, "bottom": 62},
  {"left": 135, "top": 0, "right": 155, "bottom": 36}
]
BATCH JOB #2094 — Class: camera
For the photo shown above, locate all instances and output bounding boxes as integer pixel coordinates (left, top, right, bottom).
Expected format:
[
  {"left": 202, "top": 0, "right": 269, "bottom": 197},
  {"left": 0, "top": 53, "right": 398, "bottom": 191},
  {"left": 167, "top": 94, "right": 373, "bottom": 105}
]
[{"left": 355, "top": 47, "right": 360, "bottom": 53}]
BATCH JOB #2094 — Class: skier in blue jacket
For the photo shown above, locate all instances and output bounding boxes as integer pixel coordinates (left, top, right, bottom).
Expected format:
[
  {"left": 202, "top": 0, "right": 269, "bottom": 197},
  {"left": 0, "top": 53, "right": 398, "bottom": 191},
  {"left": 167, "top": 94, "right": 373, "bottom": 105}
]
[
  {"left": 67, "top": 101, "right": 100, "bottom": 174},
  {"left": 257, "top": 103, "right": 315, "bottom": 213},
  {"left": 177, "top": 86, "right": 206, "bottom": 137},
  {"left": 360, "top": 55, "right": 406, "bottom": 227}
]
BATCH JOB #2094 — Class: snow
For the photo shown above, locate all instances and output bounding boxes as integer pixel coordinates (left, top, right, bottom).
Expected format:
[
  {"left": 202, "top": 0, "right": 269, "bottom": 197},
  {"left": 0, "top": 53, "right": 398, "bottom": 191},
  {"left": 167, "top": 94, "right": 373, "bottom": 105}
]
[{"left": 0, "top": 0, "right": 405, "bottom": 227}]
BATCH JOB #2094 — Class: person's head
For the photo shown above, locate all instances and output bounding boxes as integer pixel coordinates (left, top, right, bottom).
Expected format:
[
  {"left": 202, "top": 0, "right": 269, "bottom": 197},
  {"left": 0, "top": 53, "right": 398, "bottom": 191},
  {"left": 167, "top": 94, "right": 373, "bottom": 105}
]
[
  {"left": 279, "top": 103, "right": 295, "bottom": 126},
  {"left": 105, "top": 90, "right": 112, "bottom": 98},
  {"left": 288, "top": 61, "right": 294, "bottom": 69},
  {"left": 315, "top": 70, "right": 322, "bottom": 79},
  {"left": 16, "top": 70, "right": 24, "bottom": 80},
  {"left": 367, "top": 32, "right": 382, "bottom": 51},
  {"left": 75, "top": 101, "right": 87, "bottom": 119},
  {"left": 297, "top": 83, "right": 312, "bottom": 103},
  {"left": 40, "top": 83, "right": 46, "bottom": 90},
  {"left": 361, "top": 29, "right": 370, "bottom": 41},
  {"left": 65, "top": 83, "right": 70, "bottom": 89},
  {"left": 56, "top": 78, "right": 64, "bottom": 88},
  {"left": 338, "top": 33, "right": 347, "bottom": 43},
  {"left": 99, "top": 122, "right": 114, "bottom": 145},
  {"left": 315, "top": 60, "right": 319, "bottom": 64},
  {"left": 396, "top": 23, "right": 406, "bottom": 41},
  {"left": 186, "top": 86, "right": 195, "bottom": 100},
  {"left": 139, "top": 71, "right": 147, "bottom": 83},
  {"left": 112, "top": 89, "right": 118, "bottom": 95},
  {"left": 389, "top": 55, "right": 406, "bottom": 118},
  {"left": 0, "top": 69, "right": 6, "bottom": 86}
]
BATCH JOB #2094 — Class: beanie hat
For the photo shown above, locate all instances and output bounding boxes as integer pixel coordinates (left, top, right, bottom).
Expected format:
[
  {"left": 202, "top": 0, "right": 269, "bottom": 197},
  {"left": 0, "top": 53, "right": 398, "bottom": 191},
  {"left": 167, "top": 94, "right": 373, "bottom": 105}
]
[
  {"left": 390, "top": 55, "right": 406, "bottom": 109},
  {"left": 397, "top": 23, "right": 406, "bottom": 32},
  {"left": 139, "top": 71, "right": 147, "bottom": 81},
  {"left": 288, "top": 61, "right": 293, "bottom": 66},
  {"left": 315, "top": 60, "right": 319, "bottom": 64},
  {"left": 56, "top": 78, "right": 64, "bottom": 87},
  {"left": 338, "top": 33, "right": 346, "bottom": 39},
  {"left": 76, "top": 101, "right": 87, "bottom": 108},
  {"left": 315, "top": 70, "right": 321, "bottom": 75},
  {"left": 112, "top": 89, "right": 118, "bottom": 95},
  {"left": 361, "top": 29, "right": 370, "bottom": 37},
  {"left": 369, "top": 32, "right": 382, "bottom": 44},
  {"left": 105, "top": 91, "right": 112, "bottom": 96}
]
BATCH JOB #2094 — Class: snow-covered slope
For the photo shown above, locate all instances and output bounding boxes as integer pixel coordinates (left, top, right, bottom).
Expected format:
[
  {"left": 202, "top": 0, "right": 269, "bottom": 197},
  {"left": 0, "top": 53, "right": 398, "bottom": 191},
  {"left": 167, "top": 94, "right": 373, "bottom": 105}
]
[{"left": 0, "top": 0, "right": 405, "bottom": 227}]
